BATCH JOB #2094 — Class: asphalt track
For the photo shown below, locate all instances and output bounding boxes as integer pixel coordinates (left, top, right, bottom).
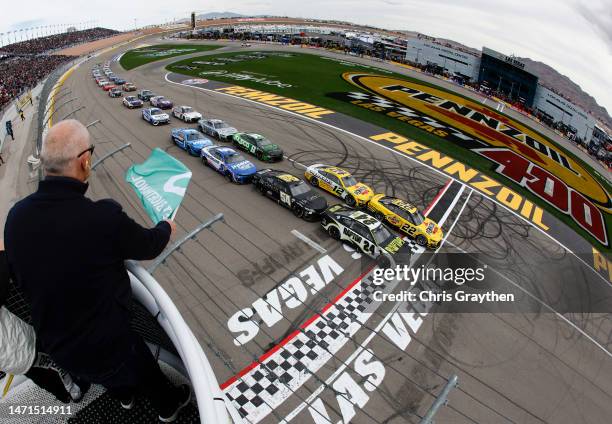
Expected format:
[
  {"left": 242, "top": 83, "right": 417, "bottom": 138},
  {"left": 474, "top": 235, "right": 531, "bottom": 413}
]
[{"left": 62, "top": 37, "right": 612, "bottom": 423}]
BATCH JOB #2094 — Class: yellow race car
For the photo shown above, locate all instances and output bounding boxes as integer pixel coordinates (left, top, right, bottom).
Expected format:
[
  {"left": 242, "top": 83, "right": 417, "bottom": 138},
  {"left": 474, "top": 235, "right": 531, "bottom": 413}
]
[
  {"left": 367, "top": 194, "right": 443, "bottom": 248},
  {"left": 304, "top": 164, "right": 374, "bottom": 207}
]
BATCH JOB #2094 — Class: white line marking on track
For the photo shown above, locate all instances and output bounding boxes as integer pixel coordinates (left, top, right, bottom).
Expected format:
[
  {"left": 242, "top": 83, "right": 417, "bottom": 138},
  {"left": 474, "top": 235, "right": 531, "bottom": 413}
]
[
  {"left": 437, "top": 184, "right": 466, "bottom": 228},
  {"left": 162, "top": 73, "right": 610, "bottom": 287},
  {"left": 436, "top": 188, "right": 472, "bottom": 252},
  {"left": 291, "top": 229, "right": 327, "bottom": 254}
]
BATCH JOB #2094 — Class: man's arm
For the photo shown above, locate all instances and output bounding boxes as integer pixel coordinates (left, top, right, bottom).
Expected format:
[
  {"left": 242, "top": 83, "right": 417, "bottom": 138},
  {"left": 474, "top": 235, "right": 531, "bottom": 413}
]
[{"left": 101, "top": 200, "right": 174, "bottom": 260}]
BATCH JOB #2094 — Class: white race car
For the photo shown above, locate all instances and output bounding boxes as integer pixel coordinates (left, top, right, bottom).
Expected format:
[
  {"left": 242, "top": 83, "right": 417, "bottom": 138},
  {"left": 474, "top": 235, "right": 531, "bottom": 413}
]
[
  {"left": 198, "top": 118, "right": 238, "bottom": 141},
  {"left": 172, "top": 105, "right": 202, "bottom": 123}
]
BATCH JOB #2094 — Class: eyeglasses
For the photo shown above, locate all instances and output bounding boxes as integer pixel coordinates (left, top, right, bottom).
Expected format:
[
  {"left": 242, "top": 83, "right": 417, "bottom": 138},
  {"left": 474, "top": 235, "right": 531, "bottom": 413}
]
[{"left": 77, "top": 144, "right": 95, "bottom": 158}]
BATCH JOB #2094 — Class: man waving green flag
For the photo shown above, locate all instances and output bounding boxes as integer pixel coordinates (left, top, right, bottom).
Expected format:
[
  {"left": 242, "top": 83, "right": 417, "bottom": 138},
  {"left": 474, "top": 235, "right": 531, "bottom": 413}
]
[{"left": 126, "top": 148, "right": 192, "bottom": 224}]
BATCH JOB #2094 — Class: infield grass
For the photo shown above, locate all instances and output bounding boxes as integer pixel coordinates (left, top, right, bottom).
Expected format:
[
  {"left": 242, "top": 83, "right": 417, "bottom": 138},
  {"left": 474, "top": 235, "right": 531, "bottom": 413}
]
[
  {"left": 167, "top": 50, "right": 612, "bottom": 250},
  {"left": 120, "top": 44, "right": 221, "bottom": 70}
]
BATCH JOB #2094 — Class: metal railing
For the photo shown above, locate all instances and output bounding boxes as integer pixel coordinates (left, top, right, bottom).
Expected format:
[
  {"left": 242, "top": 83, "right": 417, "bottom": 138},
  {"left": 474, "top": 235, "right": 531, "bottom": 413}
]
[{"left": 127, "top": 261, "right": 238, "bottom": 423}]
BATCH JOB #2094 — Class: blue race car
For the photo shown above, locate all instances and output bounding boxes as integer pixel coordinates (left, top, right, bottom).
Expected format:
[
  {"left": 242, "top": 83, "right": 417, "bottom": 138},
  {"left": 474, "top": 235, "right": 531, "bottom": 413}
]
[
  {"left": 171, "top": 128, "right": 213, "bottom": 156},
  {"left": 200, "top": 146, "right": 257, "bottom": 184}
]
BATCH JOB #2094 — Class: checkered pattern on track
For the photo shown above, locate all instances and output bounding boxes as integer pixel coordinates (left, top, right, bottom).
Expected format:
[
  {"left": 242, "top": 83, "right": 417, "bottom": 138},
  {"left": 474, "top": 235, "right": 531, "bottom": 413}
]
[{"left": 224, "top": 273, "right": 387, "bottom": 423}]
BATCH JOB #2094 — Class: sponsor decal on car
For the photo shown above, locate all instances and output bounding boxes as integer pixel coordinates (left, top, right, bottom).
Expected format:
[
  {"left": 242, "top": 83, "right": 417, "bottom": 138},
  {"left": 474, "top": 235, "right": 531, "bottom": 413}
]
[{"left": 334, "top": 73, "right": 610, "bottom": 246}]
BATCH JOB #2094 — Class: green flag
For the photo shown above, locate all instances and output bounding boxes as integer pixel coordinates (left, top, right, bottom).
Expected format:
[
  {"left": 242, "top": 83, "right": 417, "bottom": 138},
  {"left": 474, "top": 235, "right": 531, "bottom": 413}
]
[{"left": 125, "top": 148, "right": 192, "bottom": 224}]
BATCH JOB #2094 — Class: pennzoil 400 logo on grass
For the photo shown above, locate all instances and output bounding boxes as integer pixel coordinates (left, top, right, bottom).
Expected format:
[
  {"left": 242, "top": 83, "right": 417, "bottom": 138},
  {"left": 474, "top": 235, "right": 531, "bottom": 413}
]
[{"left": 333, "top": 73, "right": 611, "bottom": 246}]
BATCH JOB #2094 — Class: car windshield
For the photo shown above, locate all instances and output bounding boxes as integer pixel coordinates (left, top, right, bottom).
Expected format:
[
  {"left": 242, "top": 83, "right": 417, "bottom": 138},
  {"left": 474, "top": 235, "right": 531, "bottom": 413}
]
[
  {"left": 343, "top": 176, "right": 358, "bottom": 187},
  {"left": 290, "top": 182, "right": 310, "bottom": 196},
  {"left": 214, "top": 122, "right": 228, "bottom": 129},
  {"left": 254, "top": 136, "right": 271, "bottom": 146},
  {"left": 183, "top": 107, "right": 193, "bottom": 113},
  {"left": 143, "top": 90, "right": 152, "bottom": 95},
  {"left": 371, "top": 224, "right": 393, "bottom": 245},
  {"left": 126, "top": 97, "right": 136, "bottom": 101},
  {"left": 410, "top": 211, "right": 425, "bottom": 225},
  {"left": 186, "top": 133, "right": 202, "bottom": 141},
  {"left": 151, "top": 110, "right": 163, "bottom": 115},
  {"left": 226, "top": 153, "right": 246, "bottom": 164}
]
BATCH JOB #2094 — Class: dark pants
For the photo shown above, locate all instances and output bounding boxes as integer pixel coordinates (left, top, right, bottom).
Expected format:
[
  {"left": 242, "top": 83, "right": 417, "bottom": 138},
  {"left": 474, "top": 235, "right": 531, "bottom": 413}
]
[
  {"left": 25, "top": 367, "right": 71, "bottom": 403},
  {"left": 87, "top": 335, "right": 181, "bottom": 416}
]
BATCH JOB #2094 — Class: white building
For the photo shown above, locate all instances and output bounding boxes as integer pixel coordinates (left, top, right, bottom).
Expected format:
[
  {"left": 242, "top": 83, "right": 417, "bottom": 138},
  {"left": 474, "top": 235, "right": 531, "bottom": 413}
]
[
  {"left": 533, "top": 84, "right": 597, "bottom": 140},
  {"left": 404, "top": 38, "right": 481, "bottom": 81}
]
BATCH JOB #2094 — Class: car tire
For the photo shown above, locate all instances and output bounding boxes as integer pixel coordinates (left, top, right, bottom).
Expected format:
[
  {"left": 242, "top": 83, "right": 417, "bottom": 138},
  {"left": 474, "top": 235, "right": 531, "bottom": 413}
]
[
  {"left": 327, "top": 225, "right": 341, "bottom": 240},
  {"left": 375, "top": 212, "right": 385, "bottom": 222},
  {"left": 416, "top": 235, "right": 427, "bottom": 247},
  {"left": 256, "top": 151, "right": 263, "bottom": 161},
  {"left": 202, "top": 157, "right": 208, "bottom": 166},
  {"left": 213, "top": 131, "right": 219, "bottom": 139},
  {"left": 225, "top": 172, "right": 234, "bottom": 183},
  {"left": 257, "top": 183, "right": 266, "bottom": 195},
  {"left": 292, "top": 205, "right": 305, "bottom": 219},
  {"left": 345, "top": 196, "right": 356, "bottom": 207},
  {"left": 310, "top": 177, "right": 318, "bottom": 187},
  {"left": 152, "top": 121, "right": 158, "bottom": 126}
]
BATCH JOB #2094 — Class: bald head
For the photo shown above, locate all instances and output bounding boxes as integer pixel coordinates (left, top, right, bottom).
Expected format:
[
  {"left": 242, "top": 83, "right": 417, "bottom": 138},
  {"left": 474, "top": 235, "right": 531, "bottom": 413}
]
[{"left": 41, "top": 119, "right": 91, "bottom": 178}]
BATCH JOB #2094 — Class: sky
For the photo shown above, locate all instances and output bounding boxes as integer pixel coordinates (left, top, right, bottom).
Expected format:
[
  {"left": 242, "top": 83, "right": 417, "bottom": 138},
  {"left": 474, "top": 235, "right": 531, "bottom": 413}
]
[{"left": 1, "top": 0, "right": 610, "bottom": 115}]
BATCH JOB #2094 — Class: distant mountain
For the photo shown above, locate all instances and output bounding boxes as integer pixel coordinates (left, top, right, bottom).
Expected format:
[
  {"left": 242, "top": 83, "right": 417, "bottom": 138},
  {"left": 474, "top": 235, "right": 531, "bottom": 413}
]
[{"left": 196, "top": 12, "right": 245, "bottom": 20}]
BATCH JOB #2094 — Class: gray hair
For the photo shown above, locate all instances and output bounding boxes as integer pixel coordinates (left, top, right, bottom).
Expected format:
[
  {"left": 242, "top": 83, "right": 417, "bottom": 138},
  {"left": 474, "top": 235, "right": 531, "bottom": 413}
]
[{"left": 41, "top": 119, "right": 90, "bottom": 174}]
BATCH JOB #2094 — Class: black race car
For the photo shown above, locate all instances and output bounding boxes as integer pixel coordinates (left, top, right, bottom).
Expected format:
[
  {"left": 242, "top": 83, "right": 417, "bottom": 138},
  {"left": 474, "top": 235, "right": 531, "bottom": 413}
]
[{"left": 252, "top": 169, "right": 327, "bottom": 220}]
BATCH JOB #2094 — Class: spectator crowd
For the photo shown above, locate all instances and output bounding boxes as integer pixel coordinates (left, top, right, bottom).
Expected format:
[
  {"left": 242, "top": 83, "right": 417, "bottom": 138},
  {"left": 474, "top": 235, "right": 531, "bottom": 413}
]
[
  {"left": 0, "top": 55, "right": 72, "bottom": 110},
  {"left": 0, "top": 27, "right": 118, "bottom": 55},
  {"left": 0, "top": 27, "right": 120, "bottom": 111}
]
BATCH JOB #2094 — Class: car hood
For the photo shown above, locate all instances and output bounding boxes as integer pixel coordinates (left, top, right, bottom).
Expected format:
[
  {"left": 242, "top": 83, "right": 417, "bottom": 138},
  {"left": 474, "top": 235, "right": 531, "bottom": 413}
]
[
  {"left": 151, "top": 113, "right": 168, "bottom": 119},
  {"left": 347, "top": 183, "right": 374, "bottom": 200},
  {"left": 129, "top": 99, "right": 143, "bottom": 103},
  {"left": 218, "top": 127, "right": 238, "bottom": 135},
  {"left": 262, "top": 144, "right": 282, "bottom": 153},
  {"left": 419, "top": 218, "right": 443, "bottom": 240},
  {"left": 228, "top": 161, "right": 256, "bottom": 175},
  {"left": 191, "top": 138, "right": 212, "bottom": 147},
  {"left": 382, "top": 236, "right": 407, "bottom": 255},
  {"left": 184, "top": 111, "right": 202, "bottom": 117},
  {"left": 295, "top": 193, "right": 327, "bottom": 212}
]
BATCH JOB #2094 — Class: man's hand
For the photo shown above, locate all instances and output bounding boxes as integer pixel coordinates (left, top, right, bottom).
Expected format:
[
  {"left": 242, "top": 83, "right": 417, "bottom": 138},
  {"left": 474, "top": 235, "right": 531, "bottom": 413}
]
[{"left": 164, "top": 220, "right": 177, "bottom": 239}]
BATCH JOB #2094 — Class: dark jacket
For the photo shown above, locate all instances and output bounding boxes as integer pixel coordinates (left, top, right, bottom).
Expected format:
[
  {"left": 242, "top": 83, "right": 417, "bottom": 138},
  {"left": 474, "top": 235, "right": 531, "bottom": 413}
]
[
  {"left": 0, "top": 251, "right": 8, "bottom": 307},
  {"left": 4, "top": 177, "right": 171, "bottom": 378}
]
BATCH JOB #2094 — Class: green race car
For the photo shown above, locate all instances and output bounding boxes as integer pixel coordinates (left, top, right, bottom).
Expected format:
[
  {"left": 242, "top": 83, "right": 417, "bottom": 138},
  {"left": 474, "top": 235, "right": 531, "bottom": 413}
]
[{"left": 232, "top": 132, "right": 284, "bottom": 162}]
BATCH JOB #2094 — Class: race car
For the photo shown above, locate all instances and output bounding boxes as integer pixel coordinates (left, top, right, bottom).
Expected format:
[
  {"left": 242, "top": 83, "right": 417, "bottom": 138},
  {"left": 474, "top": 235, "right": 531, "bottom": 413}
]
[
  {"left": 252, "top": 169, "right": 327, "bottom": 220},
  {"left": 123, "top": 82, "right": 136, "bottom": 91},
  {"left": 170, "top": 128, "right": 213, "bottom": 156},
  {"left": 321, "top": 204, "right": 412, "bottom": 260},
  {"left": 142, "top": 107, "right": 170, "bottom": 126},
  {"left": 233, "top": 132, "right": 283, "bottom": 162},
  {"left": 304, "top": 164, "right": 374, "bottom": 207},
  {"left": 102, "top": 83, "right": 116, "bottom": 91},
  {"left": 198, "top": 118, "right": 237, "bottom": 140},
  {"left": 108, "top": 87, "right": 122, "bottom": 97},
  {"left": 172, "top": 105, "right": 202, "bottom": 123},
  {"left": 108, "top": 75, "right": 118, "bottom": 82},
  {"left": 115, "top": 78, "right": 126, "bottom": 85},
  {"left": 367, "top": 194, "right": 443, "bottom": 249},
  {"left": 97, "top": 79, "right": 109, "bottom": 87},
  {"left": 200, "top": 146, "right": 257, "bottom": 184},
  {"left": 122, "top": 96, "right": 143, "bottom": 108},
  {"left": 150, "top": 96, "right": 173, "bottom": 109},
  {"left": 137, "top": 89, "right": 156, "bottom": 101}
]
